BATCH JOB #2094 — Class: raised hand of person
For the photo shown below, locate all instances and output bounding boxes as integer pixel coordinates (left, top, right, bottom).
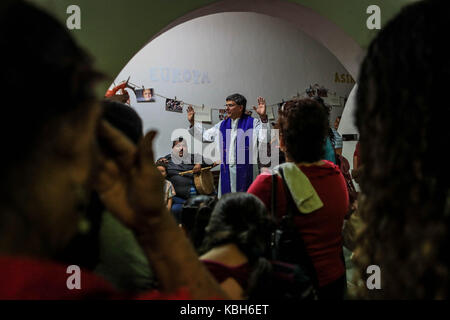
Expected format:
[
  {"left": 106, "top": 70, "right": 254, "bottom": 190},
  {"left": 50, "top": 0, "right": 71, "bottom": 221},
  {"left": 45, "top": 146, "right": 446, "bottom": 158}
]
[
  {"left": 187, "top": 105, "right": 195, "bottom": 126},
  {"left": 253, "top": 96, "right": 268, "bottom": 121},
  {"left": 193, "top": 163, "right": 202, "bottom": 174},
  {"left": 94, "top": 120, "right": 165, "bottom": 228}
]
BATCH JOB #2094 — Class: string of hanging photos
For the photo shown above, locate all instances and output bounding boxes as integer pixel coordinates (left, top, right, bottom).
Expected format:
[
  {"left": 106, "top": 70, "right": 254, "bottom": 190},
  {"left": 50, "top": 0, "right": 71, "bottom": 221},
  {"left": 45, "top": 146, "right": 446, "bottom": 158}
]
[{"left": 105, "top": 78, "right": 346, "bottom": 113}]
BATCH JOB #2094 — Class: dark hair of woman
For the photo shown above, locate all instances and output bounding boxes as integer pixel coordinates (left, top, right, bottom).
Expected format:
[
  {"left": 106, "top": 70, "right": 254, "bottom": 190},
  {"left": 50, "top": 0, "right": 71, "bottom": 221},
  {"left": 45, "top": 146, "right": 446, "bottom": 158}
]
[
  {"left": 354, "top": 0, "right": 449, "bottom": 299},
  {"left": 199, "top": 192, "right": 274, "bottom": 298},
  {"left": 277, "top": 99, "right": 329, "bottom": 163},
  {"left": 226, "top": 93, "right": 247, "bottom": 111},
  {"left": 313, "top": 96, "right": 335, "bottom": 147},
  {"left": 200, "top": 193, "right": 271, "bottom": 262},
  {"left": 182, "top": 195, "right": 218, "bottom": 251}
]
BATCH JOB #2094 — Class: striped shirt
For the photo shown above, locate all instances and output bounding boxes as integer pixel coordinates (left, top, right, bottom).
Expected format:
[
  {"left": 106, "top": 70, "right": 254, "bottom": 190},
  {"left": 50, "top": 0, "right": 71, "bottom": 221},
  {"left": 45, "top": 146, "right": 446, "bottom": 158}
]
[
  {"left": 331, "top": 128, "right": 343, "bottom": 149},
  {"left": 164, "top": 180, "right": 176, "bottom": 204}
]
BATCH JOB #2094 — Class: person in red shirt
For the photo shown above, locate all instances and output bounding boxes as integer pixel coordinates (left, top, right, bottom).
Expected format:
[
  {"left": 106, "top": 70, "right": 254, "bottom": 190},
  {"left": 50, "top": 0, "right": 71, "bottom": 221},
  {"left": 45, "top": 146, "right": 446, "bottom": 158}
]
[
  {"left": 248, "top": 99, "right": 348, "bottom": 299},
  {"left": 0, "top": 2, "right": 225, "bottom": 300}
]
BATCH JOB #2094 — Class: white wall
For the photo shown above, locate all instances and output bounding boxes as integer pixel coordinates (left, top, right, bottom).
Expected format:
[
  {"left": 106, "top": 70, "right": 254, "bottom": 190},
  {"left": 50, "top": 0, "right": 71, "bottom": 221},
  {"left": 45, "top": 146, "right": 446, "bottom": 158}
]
[
  {"left": 339, "top": 84, "right": 359, "bottom": 136},
  {"left": 338, "top": 84, "right": 360, "bottom": 190},
  {"left": 111, "top": 12, "right": 355, "bottom": 159}
]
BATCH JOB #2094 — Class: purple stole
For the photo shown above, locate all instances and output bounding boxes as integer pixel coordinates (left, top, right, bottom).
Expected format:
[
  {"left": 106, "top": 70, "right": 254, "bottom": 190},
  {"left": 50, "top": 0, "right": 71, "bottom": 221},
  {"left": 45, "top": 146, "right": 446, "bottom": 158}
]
[{"left": 219, "top": 114, "right": 254, "bottom": 194}]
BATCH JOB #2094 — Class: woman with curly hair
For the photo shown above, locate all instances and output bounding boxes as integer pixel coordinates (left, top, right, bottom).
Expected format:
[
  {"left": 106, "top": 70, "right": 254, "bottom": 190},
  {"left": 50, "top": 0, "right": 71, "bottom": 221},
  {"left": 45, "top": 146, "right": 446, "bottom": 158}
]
[
  {"left": 354, "top": 0, "right": 449, "bottom": 299},
  {"left": 248, "top": 98, "right": 349, "bottom": 299}
]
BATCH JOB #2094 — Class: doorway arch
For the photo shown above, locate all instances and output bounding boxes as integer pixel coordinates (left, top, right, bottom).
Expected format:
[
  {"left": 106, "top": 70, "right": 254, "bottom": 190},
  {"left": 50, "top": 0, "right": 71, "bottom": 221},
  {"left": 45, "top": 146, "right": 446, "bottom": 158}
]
[
  {"left": 141, "top": 0, "right": 363, "bottom": 79},
  {"left": 111, "top": 0, "right": 361, "bottom": 160}
]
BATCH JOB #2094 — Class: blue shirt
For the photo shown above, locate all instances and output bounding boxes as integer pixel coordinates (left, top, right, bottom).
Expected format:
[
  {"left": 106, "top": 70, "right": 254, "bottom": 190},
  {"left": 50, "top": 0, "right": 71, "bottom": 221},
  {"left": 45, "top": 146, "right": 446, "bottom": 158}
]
[{"left": 324, "top": 137, "right": 336, "bottom": 164}]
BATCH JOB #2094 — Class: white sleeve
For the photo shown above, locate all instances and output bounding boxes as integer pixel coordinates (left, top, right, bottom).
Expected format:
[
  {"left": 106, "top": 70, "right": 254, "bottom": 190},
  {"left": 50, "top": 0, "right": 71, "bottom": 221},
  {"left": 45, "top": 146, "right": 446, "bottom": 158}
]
[
  {"left": 188, "top": 121, "right": 221, "bottom": 142},
  {"left": 254, "top": 118, "right": 271, "bottom": 143}
]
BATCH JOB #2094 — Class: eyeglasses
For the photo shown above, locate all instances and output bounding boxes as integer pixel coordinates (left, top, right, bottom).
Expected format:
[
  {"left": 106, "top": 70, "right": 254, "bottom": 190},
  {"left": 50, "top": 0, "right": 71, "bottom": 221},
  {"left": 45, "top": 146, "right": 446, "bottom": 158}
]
[{"left": 225, "top": 103, "right": 237, "bottom": 108}]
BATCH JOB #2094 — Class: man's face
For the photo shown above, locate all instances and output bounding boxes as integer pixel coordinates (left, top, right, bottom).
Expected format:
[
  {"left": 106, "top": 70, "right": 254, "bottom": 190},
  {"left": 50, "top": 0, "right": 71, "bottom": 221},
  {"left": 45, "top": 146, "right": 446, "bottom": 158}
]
[
  {"left": 172, "top": 140, "right": 187, "bottom": 158},
  {"left": 143, "top": 89, "right": 152, "bottom": 101},
  {"left": 225, "top": 100, "right": 243, "bottom": 120},
  {"left": 157, "top": 166, "right": 167, "bottom": 178}
]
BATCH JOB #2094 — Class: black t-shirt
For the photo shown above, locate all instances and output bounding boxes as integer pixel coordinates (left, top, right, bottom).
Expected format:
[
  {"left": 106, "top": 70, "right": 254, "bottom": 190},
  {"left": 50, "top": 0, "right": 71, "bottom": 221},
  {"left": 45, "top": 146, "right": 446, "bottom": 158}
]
[{"left": 160, "top": 153, "right": 211, "bottom": 200}]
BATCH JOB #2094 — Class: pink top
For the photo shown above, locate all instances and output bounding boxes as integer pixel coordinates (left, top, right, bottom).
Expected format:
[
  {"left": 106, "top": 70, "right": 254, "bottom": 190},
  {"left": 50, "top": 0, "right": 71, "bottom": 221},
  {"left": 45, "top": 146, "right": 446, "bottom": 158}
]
[{"left": 201, "top": 259, "right": 251, "bottom": 289}]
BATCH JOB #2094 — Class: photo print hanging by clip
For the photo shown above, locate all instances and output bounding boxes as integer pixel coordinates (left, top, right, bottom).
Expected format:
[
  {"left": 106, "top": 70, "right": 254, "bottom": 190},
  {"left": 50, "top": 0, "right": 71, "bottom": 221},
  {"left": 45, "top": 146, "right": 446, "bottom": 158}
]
[
  {"left": 218, "top": 108, "right": 228, "bottom": 121},
  {"left": 135, "top": 88, "right": 155, "bottom": 103},
  {"left": 165, "top": 98, "right": 183, "bottom": 113}
]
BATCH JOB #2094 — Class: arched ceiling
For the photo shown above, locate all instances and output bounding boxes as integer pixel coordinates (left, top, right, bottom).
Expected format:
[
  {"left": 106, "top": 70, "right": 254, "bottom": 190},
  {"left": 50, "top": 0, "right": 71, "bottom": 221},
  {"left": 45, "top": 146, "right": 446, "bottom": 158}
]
[{"left": 30, "top": 0, "right": 417, "bottom": 93}]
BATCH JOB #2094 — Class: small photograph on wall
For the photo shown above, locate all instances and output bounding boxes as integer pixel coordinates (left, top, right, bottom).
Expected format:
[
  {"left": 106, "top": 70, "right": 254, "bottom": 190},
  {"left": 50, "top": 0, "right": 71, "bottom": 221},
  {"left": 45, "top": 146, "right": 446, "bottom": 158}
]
[
  {"left": 218, "top": 109, "right": 229, "bottom": 121},
  {"left": 135, "top": 88, "right": 155, "bottom": 102},
  {"left": 165, "top": 98, "right": 183, "bottom": 113}
]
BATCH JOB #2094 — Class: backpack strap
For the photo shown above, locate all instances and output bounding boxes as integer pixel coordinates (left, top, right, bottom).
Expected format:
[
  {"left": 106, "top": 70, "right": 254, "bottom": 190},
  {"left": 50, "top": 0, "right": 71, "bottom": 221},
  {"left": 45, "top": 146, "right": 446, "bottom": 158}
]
[
  {"left": 271, "top": 173, "right": 277, "bottom": 221},
  {"left": 275, "top": 167, "right": 320, "bottom": 289}
]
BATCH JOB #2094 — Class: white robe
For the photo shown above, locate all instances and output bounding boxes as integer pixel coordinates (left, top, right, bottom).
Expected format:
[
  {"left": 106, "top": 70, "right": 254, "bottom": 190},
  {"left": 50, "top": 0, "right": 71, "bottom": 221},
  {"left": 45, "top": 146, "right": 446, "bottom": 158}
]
[{"left": 189, "top": 117, "right": 270, "bottom": 196}]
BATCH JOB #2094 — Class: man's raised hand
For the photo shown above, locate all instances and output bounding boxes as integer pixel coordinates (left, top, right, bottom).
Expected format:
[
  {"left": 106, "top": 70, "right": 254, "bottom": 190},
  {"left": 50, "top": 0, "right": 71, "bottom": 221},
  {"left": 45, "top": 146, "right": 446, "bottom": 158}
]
[
  {"left": 187, "top": 105, "right": 195, "bottom": 125},
  {"left": 253, "top": 96, "right": 267, "bottom": 118}
]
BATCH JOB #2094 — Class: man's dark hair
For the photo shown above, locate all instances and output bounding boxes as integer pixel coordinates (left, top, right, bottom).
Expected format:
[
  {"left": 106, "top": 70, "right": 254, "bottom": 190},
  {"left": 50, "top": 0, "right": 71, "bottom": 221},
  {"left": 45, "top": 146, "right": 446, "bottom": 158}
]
[
  {"left": 277, "top": 99, "right": 328, "bottom": 163},
  {"left": 200, "top": 193, "right": 272, "bottom": 262},
  {"left": 155, "top": 159, "right": 168, "bottom": 170},
  {"left": 181, "top": 195, "right": 217, "bottom": 250},
  {"left": 172, "top": 137, "right": 184, "bottom": 148},
  {"left": 226, "top": 93, "right": 247, "bottom": 110},
  {"left": 102, "top": 100, "right": 143, "bottom": 144},
  {"left": 312, "top": 96, "right": 335, "bottom": 146},
  {"left": 355, "top": 0, "right": 449, "bottom": 299}
]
